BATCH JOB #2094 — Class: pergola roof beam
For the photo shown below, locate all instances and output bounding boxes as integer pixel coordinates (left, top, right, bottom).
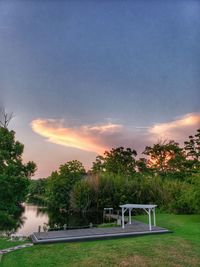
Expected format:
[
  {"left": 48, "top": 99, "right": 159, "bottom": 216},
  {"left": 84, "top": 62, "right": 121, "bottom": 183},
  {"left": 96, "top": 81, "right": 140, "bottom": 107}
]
[{"left": 120, "top": 204, "right": 157, "bottom": 231}]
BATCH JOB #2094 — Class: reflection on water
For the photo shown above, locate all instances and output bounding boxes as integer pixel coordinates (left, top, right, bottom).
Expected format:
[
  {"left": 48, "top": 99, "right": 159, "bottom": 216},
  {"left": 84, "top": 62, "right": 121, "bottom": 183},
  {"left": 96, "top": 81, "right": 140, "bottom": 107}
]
[
  {"left": 15, "top": 204, "right": 104, "bottom": 236},
  {"left": 47, "top": 209, "right": 103, "bottom": 230},
  {"left": 15, "top": 204, "right": 49, "bottom": 236}
]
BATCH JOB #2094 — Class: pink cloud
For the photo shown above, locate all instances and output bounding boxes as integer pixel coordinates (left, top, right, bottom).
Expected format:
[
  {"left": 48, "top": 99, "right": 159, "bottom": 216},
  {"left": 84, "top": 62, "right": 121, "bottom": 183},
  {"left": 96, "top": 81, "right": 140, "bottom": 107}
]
[
  {"left": 31, "top": 118, "right": 123, "bottom": 154},
  {"left": 148, "top": 113, "right": 200, "bottom": 144},
  {"left": 31, "top": 113, "right": 200, "bottom": 156}
]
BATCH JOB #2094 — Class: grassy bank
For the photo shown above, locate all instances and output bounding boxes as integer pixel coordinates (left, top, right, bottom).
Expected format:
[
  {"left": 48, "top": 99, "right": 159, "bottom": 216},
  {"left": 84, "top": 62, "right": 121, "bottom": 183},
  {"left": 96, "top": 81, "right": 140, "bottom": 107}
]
[{"left": 1, "top": 214, "right": 200, "bottom": 267}]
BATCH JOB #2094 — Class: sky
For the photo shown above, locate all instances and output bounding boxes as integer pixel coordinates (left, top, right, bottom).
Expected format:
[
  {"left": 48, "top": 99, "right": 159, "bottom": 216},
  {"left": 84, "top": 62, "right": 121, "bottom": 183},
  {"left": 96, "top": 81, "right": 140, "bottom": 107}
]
[{"left": 0, "top": 0, "right": 200, "bottom": 178}]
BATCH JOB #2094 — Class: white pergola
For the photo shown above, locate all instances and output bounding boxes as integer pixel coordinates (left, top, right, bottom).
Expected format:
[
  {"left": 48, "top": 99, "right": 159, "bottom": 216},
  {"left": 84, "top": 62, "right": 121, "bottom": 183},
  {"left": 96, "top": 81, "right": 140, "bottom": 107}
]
[{"left": 119, "top": 204, "right": 157, "bottom": 231}]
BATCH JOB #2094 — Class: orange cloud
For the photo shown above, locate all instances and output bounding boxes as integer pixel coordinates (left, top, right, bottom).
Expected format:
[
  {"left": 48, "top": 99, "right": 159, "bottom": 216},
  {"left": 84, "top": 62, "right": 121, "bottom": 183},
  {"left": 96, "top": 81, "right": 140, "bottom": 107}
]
[
  {"left": 149, "top": 113, "right": 200, "bottom": 142},
  {"left": 31, "top": 113, "right": 200, "bottom": 156},
  {"left": 31, "top": 119, "right": 123, "bottom": 154}
]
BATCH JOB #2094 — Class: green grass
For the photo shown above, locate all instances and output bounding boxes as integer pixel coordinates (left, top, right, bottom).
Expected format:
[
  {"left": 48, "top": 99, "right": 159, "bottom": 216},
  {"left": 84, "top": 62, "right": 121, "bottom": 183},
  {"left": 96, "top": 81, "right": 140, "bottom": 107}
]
[
  {"left": 0, "top": 237, "right": 27, "bottom": 250},
  {"left": 1, "top": 214, "right": 200, "bottom": 267}
]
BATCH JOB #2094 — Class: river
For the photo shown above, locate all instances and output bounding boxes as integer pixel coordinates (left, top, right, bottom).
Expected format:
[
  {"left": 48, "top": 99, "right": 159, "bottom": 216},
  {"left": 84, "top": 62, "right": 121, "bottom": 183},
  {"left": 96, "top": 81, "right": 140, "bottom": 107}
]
[
  {"left": 15, "top": 204, "right": 104, "bottom": 236},
  {"left": 15, "top": 204, "right": 49, "bottom": 236}
]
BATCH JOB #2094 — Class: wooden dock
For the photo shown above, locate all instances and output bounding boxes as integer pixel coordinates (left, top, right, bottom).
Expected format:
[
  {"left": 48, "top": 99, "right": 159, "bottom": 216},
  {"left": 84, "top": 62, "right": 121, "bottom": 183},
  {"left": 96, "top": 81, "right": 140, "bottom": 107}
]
[
  {"left": 31, "top": 220, "right": 171, "bottom": 244},
  {"left": 104, "top": 213, "right": 127, "bottom": 221}
]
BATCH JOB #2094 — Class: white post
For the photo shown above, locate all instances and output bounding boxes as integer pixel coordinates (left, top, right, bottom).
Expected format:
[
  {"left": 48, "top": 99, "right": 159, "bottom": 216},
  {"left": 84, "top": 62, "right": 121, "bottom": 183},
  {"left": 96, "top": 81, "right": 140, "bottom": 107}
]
[
  {"left": 153, "top": 208, "right": 156, "bottom": 226},
  {"left": 122, "top": 207, "right": 125, "bottom": 229},
  {"left": 129, "top": 208, "right": 131, "bottom": 224},
  {"left": 148, "top": 208, "right": 152, "bottom": 231}
]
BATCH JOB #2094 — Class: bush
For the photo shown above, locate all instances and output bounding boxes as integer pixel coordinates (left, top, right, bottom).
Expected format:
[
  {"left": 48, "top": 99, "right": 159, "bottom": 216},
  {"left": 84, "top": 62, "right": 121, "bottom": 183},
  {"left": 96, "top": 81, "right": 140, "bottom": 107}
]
[{"left": 71, "top": 180, "right": 92, "bottom": 212}]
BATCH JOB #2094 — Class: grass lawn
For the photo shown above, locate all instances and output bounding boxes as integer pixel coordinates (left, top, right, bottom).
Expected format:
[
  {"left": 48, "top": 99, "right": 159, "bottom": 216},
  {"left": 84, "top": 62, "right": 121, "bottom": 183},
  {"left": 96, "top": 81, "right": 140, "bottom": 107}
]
[
  {"left": 1, "top": 214, "right": 200, "bottom": 267},
  {"left": 0, "top": 238, "right": 27, "bottom": 250}
]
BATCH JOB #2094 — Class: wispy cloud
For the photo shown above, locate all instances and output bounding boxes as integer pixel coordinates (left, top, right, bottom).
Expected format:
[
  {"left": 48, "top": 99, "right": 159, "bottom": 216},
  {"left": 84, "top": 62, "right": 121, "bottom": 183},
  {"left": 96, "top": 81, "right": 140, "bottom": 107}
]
[
  {"left": 31, "top": 119, "right": 123, "bottom": 154},
  {"left": 149, "top": 113, "right": 200, "bottom": 143},
  {"left": 31, "top": 113, "right": 200, "bottom": 155}
]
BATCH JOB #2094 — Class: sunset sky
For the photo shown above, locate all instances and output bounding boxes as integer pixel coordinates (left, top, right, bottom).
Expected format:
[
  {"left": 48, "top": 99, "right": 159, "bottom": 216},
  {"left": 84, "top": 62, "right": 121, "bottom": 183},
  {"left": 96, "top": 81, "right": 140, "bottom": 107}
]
[{"left": 0, "top": 0, "right": 200, "bottom": 178}]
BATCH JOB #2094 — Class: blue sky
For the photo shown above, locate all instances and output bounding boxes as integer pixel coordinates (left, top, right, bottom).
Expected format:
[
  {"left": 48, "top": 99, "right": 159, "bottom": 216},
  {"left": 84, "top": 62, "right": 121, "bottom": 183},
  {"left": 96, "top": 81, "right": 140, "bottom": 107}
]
[{"left": 0, "top": 0, "right": 200, "bottom": 177}]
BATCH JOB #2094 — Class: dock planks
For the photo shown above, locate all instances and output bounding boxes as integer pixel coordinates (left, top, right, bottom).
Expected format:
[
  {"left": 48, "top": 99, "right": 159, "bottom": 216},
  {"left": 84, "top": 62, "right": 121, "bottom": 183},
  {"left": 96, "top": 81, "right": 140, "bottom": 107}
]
[{"left": 31, "top": 220, "right": 171, "bottom": 244}]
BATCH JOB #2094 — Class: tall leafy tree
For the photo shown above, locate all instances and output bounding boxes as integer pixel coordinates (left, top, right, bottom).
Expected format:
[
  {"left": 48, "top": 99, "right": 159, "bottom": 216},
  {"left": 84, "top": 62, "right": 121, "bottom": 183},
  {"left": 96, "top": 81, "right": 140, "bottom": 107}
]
[
  {"left": 91, "top": 155, "right": 105, "bottom": 173},
  {"left": 143, "top": 140, "right": 186, "bottom": 175},
  {"left": 46, "top": 160, "right": 86, "bottom": 210},
  {"left": 92, "top": 147, "right": 137, "bottom": 175},
  {"left": 0, "top": 124, "right": 36, "bottom": 230},
  {"left": 184, "top": 129, "right": 200, "bottom": 170}
]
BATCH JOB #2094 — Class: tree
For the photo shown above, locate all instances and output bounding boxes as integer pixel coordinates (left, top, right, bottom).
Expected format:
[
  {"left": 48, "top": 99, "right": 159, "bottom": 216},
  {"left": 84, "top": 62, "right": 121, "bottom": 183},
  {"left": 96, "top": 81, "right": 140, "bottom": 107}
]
[
  {"left": 0, "top": 126, "right": 37, "bottom": 230},
  {"left": 27, "top": 178, "right": 47, "bottom": 204},
  {"left": 59, "top": 160, "right": 86, "bottom": 176},
  {"left": 92, "top": 147, "right": 137, "bottom": 175},
  {"left": 136, "top": 158, "right": 151, "bottom": 173},
  {"left": 184, "top": 129, "right": 200, "bottom": 170},
  {"left": 46, "top": 160, "right": 86, "bottom": 210},
  {"left": 91, "top": 155, "right": 105, "bottom": 173},
  {"left": 143, "top": 140, "right": 187, "bottom": 176},
  {"left": 0, "top": 109, "right": 14, "bottom": 128}
]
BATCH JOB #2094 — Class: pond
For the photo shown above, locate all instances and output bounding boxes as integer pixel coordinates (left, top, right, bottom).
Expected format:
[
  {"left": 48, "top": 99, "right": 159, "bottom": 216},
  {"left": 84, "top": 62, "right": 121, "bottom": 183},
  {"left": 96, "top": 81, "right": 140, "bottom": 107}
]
[{"left": 14, "top": 204, "right": 104, "bottom": 236}]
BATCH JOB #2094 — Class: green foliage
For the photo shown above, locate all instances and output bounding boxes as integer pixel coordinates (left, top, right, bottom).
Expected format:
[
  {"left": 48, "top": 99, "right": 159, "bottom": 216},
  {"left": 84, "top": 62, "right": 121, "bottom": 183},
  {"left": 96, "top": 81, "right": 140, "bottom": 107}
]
[
  {"left": 27, "top": 128, "right": 200, "bottom": 216},
  {"left": 92, "top": 147, "right": 137, "bottom": 175},
  {"left": 0, "top": 127, "right": 36, "bottom": 230},
  {"left": 143, "top": 140, "right": 187, "bottom": 175},
  {"left": 59, "top": 160, "right": 86, "bottom": 175},
  {"left": 69, "top": 171, "right": 200, "bottom": 215},
  {"left": 184, "top": 128, "right": 200, "bottom": 170},
  {"left": 0, "top": 210, "right": 17, "bottom": 230},
  {"left": 163, "top": 179, "right": 191, "bottom": 214},
  {"left": 46, "top": 160, "right": 86, "bottom": 210},
  {"left": 136, "top": 157, "right": 151, "bottom": 173},
  {"left": 186, "top": 172, "right": 200, "bottom": 213},
  {"left": 0, "top": 127, "right": 36, "bottom": 177},
  {"left": 71, "top": 180, "right": 92, "bottom": 212},
  {"left": 91, "top": 155, "right": 104, "bottom": 173},
  {"left": 27, "top": 178, "right": 47, "bottom": 204}
]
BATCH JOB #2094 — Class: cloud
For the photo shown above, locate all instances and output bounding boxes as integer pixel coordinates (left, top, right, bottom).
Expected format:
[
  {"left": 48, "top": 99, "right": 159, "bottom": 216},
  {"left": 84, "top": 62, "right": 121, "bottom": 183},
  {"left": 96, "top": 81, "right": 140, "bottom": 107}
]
[
  {"left": 31, "top": 113, "right": 200, "bottom": 155},
  {"left": 31, "top": 119, "right": 123, "bottom": 154},
  {"left": 149, "top": 113, "right": 200, "bottom": 143}
]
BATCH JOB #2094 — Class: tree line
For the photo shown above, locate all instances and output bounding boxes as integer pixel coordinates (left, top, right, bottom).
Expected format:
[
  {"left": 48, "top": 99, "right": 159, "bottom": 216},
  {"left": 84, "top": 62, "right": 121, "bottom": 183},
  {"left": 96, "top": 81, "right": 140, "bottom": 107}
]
[{"left": 28, "top": 128, "right": 200, "bottom": 215}]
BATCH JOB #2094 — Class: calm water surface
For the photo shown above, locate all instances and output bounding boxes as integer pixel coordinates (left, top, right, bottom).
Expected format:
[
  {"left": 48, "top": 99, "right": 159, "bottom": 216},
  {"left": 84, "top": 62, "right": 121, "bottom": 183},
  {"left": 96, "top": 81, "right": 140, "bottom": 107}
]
[
  {"left": 15, "top": 204, "right": 103, "bottom": 236},
  {"left": 15, "top": 204, "right": 49, "bottom": 236}
]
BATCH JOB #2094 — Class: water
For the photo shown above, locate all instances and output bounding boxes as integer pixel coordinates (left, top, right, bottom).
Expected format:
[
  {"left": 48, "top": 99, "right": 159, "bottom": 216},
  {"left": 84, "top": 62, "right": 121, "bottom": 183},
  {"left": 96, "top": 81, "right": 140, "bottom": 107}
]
[
  {"left": 14, "top": 204, "right": 104, "bottom": 236},
  {"left": 15, "top": 204, "right": 49, "bottom": 236}
]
